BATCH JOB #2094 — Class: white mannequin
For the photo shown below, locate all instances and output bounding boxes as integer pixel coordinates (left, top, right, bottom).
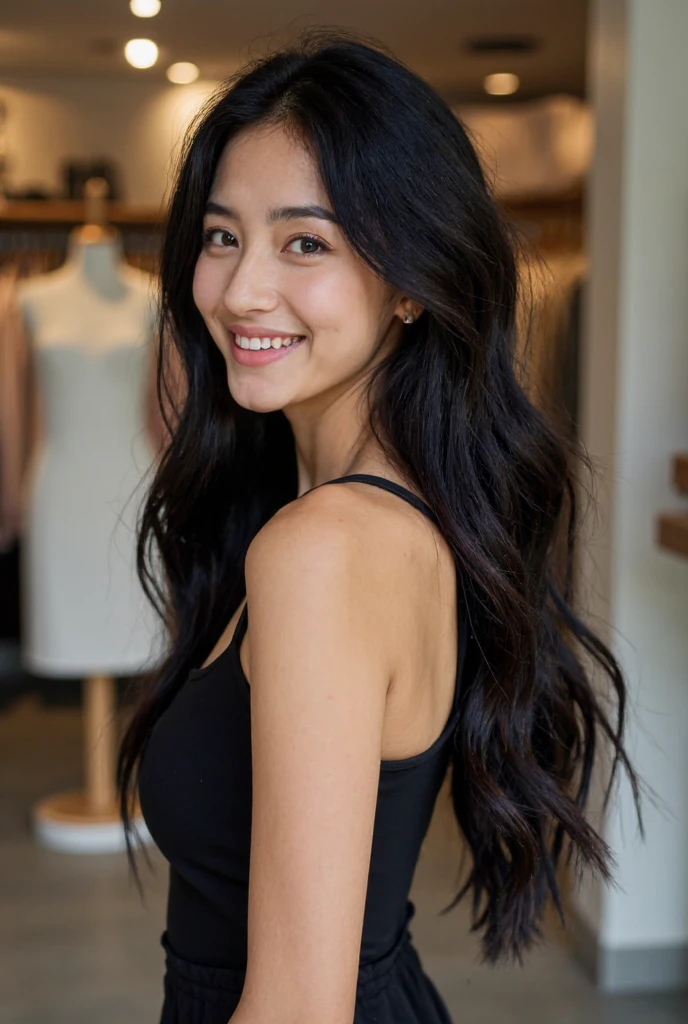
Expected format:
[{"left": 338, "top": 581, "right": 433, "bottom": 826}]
[
  {"left": 17, "top": 180, "right": 160, "bottom": 850},
  {"left": 18, "top": 215, "right": 160, "bottom": 674}
]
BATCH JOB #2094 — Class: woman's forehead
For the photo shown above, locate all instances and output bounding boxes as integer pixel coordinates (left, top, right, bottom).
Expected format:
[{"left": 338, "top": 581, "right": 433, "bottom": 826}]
[{"left": 213, "top": 124, "right": 325, "bottom": 204}]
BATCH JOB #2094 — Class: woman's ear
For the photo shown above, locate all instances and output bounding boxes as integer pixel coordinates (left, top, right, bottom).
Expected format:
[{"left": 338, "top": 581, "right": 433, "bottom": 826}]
[{"left": 394, "top": 298, "right": 424, "bottom": 325}]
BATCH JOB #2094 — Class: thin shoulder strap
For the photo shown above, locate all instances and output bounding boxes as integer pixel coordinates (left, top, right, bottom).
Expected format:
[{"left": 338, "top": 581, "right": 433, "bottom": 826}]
[{"left": 317, "top": 473, "right": 439, "bottom": 526}]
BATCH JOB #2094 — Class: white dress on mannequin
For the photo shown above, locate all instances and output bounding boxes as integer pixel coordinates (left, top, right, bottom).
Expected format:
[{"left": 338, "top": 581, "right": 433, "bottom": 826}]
[{"left": 17, "top": 234, "right": 163, "bottom": 677}]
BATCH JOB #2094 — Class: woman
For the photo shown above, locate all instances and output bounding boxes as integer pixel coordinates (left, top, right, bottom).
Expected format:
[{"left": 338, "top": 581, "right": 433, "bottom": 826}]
[{"left": 118, "top": 31, "right": 642, "bottom": 1024}]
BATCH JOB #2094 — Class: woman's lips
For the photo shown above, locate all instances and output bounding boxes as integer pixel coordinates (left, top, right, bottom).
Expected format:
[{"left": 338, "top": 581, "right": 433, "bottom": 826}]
[{"left": 229, "top": 332, "right": 306, "bottom": 366}]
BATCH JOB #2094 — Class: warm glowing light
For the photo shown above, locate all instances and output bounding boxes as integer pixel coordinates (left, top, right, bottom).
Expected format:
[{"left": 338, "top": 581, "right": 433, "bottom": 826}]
[
  {"left": 483, "top": 72, "right": 520, "bottom": 96},
  {"left": 166, "top": 62, "right": 200, "bottom": 85},
  {"left": 130, "top": 0, "right": 161, "bottom": 16},
  {"left": 124, "top": 38, "right": 159, "bottom": 69}
]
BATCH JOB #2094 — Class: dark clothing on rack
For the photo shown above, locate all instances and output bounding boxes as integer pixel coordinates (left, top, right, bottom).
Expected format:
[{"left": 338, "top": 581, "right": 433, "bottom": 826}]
[{"left": 139, "top": 474, "right": 467, "bottom": 1023}]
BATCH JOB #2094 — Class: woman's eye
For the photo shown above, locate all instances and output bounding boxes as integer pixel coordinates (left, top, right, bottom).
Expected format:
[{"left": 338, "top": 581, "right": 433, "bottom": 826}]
[
  {"left": 285, "top": 236, "right": 326, "bottom": 256},
  {"left": 204, "top": 228, "right": 235, "bottom": 248}
]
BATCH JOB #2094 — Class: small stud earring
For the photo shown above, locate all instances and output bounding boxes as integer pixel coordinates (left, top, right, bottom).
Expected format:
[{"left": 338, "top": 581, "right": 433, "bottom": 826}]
[{"left": 403, "top": 311, "right": 414, "bottom": 324}]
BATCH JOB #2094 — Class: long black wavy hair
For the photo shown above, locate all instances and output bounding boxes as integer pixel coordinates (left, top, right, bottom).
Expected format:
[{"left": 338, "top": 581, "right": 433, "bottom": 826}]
[{"left": 118, "top": 30, "right": 643, "bottom": 967}]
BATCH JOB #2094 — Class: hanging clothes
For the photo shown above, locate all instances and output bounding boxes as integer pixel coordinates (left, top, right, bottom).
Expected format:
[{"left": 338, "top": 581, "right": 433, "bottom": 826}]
[
  {"left": 515, "top": 247, "right": 588, "bottom": 437},
  {"left": 0, "top": 266, "right": 38, "bottom": 552}
]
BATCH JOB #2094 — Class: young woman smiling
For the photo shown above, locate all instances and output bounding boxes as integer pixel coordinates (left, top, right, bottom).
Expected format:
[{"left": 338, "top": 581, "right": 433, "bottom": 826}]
[{"left": 118, "top": 31, "right": 642, "bottom": 1024}]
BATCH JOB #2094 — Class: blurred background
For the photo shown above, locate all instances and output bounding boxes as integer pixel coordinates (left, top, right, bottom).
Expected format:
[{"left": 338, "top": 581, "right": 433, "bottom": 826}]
[{"left": 0, "top": 1, "right": 686, "bottom": 1021}]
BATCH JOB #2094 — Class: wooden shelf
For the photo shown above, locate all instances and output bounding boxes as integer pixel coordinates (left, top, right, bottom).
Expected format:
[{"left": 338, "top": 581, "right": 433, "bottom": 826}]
[
  {"left": 658, "top": 514, "right": 688, "bottom": 559},
  {"left": 674, "top": 452, "right": 688, "bottom": 494},
  {"left": 501, "top": 185, "right": 584, "bottom": 253},
  {"left": 501, "top": 183, "right": 583, "bottom": 216},
  {"left": 0, "top": 190, "right": 582, "bottom": 229},
  {"left": 0, "top": 199, "right": 164, "bottom": 227},
  {"left": 657, "top": 452, "right": 688, "bottom": 559}
]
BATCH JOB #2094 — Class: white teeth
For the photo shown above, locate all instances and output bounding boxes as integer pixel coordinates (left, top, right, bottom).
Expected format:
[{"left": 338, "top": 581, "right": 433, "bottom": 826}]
[{"left": 234, "top": 333, "right": 303, "bottom": 351}]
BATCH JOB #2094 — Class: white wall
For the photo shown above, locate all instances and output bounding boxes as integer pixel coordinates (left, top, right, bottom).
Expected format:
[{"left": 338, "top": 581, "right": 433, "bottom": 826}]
[
  {"left": 1, "top": 75, "right": 593, "bottom": 209},
  {"left": 0, "top": 76, "right": 219, "bottom": 205},
  {"left": 576, "top": 0, "right": 688, "bottom": 964}
]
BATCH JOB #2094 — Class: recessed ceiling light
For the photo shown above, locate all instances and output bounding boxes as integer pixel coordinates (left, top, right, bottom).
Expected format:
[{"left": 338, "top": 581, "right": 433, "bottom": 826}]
[
  {"left": 130, "top": 0, "right": 162, "bottom": 16},
  {"left": 483, "top": 73, "right": 520, "bottom": 96},
  {"left": 166, "top": 62, "right": 200, "bottom": 85},
  {"left": 124, "top": 38, "right": 159, "bottom": 69}
]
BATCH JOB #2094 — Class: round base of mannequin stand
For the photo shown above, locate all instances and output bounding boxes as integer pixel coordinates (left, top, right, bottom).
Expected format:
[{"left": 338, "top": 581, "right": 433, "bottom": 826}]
[{"left": 33, "top": 789, "right": 153, "bottom": 854}]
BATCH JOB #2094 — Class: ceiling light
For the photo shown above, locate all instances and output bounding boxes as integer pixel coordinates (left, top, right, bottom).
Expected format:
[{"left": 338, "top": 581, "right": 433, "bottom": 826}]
[
  {"left": 166, "top": 62, "right": 200, "bottom": 85},
  {"left": 483, "top": 73, "right": 520, "bottom": 96},
  {"left": 130, "top": 0, "right": 161, "bottom": 16},
  {"left": 124, "top": 38, "right": 159, "bottom": 69}
]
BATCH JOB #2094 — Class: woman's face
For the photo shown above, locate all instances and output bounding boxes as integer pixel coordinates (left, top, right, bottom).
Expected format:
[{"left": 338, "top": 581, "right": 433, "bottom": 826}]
[{"left": 193, "top": 123, "right": 405, "bottom": 414}]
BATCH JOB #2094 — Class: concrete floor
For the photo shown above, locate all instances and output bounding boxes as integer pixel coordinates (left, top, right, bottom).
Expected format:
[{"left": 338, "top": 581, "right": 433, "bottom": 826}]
[{"left": 1, "top": 693, "right": 687, "bottom": 1023}]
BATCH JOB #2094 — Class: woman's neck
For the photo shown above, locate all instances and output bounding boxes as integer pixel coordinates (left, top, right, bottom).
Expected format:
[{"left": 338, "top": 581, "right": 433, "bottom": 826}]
[
  {"left": 285, "top": 342, "right": 402, "bottom": 495},
  {"left": 287, "top": 397, "right": 388, "bottom": 496}
]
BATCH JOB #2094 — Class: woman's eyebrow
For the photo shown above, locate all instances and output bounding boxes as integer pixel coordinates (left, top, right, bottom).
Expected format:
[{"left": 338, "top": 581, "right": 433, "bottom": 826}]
[
  {"left": 267, "top": 204, "right": 339, "bottom": 225},
  {"left": 205, "top": 200, "right": 338, "bottom": 225}
]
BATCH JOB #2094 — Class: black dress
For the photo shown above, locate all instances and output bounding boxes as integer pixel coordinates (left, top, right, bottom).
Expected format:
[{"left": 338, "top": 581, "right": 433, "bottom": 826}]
[{"left": 138, "top": 474, "right": 468, "bottom": 1023}]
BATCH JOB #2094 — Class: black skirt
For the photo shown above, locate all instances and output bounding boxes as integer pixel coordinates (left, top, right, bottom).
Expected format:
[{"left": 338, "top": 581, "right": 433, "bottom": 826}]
[{"left": 159, "top": 903, "right": 454, "bottom": 1023}]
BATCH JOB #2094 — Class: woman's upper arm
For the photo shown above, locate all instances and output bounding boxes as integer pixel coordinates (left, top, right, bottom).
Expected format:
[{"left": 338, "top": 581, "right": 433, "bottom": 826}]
[{"left": 236, "top": 496, "right": 391, "bottom": 1024}]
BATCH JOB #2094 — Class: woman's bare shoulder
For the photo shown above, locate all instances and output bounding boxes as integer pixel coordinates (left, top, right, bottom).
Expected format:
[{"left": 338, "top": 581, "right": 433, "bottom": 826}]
[
  {"left": 245, "top": 483, "right": 379, "bottom": 596},
  {"left": 244, "top": 480, "right": 441, "bottom": 658},
  {"left": 246, "top": 478, "right": 429, "bottom": 583}
]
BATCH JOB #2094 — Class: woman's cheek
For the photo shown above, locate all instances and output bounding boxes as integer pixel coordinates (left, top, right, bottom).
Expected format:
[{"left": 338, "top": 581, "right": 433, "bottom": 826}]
[
  {"left": 192, "top": 256, "right": 220, "bottom": 317},
  {"left": 294, "top": 268, "right": 353, "bottom": 328}
]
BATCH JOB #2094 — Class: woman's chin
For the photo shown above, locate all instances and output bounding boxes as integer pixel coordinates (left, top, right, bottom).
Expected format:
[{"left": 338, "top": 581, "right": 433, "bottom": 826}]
[{"left": 227, "top": 378, "right": 289, "bottom": 415}]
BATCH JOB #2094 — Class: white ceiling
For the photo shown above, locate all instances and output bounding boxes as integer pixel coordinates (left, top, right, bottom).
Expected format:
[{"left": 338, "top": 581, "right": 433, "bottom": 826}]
[{"left": 0, "top": 0, "right": 587, "bottom": 101}]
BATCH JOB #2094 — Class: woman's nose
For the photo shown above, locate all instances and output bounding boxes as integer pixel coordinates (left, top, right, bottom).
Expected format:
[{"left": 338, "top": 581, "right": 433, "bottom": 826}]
[{"left": 221, "top": 247, "right": 278, "bottom": 316}]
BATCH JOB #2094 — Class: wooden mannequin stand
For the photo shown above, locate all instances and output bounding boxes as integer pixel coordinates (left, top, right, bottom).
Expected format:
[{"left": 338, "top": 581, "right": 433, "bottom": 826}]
[{"left": 32, "top": 675, "right": 152, "bottom": 853}]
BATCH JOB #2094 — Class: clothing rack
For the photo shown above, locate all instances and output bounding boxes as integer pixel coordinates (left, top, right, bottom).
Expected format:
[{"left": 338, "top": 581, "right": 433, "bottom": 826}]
[
  {"left": 0, "top": 200, "right": 163, "bottom": 275},
  {"left": 503, "top": 186, "right": 586, "bottom": 424}
]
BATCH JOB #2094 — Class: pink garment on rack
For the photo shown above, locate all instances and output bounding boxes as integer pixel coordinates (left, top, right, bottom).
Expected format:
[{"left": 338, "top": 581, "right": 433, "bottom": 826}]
[{"left": 0, "top": 269, "right": 180, "bottom": 552}]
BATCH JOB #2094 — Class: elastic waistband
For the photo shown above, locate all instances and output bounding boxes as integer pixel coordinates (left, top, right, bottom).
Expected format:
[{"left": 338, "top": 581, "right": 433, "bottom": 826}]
[
  {"left": 162, "top": 901, "right": 416, "bottom": 1004},
  {"left": 162, "top": 933, "right": 246, "bottom": 1003}
]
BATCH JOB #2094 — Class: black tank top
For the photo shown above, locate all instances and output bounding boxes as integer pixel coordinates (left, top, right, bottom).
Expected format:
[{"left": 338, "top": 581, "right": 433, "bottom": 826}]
[{"left": 139, "top": 474, "right": 468, "bottom": 969}]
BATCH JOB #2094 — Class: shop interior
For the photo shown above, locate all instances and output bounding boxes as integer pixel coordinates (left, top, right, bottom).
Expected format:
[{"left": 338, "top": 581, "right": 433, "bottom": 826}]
[{"left": 0, "top": 1, "right": 686, "bottom": 1021}]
